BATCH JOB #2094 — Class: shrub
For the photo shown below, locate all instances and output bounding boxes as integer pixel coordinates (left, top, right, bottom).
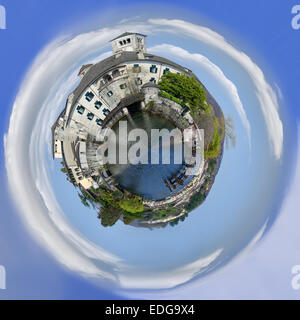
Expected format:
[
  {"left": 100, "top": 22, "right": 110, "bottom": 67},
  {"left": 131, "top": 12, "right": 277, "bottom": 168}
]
[{"left": 204, "top": 117, "right": 221, "bottom": 159}]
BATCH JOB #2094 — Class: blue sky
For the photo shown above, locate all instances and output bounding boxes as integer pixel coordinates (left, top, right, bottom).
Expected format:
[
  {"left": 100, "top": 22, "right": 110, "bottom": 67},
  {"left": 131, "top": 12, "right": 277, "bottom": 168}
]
[{"left": 0, "top": 0, "right": 300, "bottom": 299}]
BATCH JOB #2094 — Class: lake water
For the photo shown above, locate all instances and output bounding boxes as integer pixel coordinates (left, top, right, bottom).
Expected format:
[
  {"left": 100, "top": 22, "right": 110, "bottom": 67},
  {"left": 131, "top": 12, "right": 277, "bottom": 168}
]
[{"left": 108, "top": 110, "right": 191, "bottom": 200}]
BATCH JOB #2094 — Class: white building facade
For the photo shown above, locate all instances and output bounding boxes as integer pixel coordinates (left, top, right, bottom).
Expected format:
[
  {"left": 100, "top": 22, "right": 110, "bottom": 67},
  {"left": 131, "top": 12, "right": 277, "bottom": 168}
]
[{"left": 52, "top": 33, "right": 196, "bottom": 191}]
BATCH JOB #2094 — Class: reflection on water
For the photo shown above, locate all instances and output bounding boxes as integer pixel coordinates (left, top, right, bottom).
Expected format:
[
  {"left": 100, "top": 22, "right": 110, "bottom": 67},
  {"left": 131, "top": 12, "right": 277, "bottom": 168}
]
[{"left": 108, "top": 111, "right": 191, "bottom": 200}]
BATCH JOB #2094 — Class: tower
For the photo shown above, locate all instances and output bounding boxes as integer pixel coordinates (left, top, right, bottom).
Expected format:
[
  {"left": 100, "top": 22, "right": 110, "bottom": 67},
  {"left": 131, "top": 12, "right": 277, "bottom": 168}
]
[{"left": 110, "top": 32, "right": 147, "bottom": 57}]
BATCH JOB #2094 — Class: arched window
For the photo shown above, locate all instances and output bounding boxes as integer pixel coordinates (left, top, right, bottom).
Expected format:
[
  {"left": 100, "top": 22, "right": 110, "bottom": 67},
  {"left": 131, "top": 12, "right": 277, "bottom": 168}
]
[
  {"left": 103, "top": 74, "right": 112, "bottom": 83},
  {"left": 112, "top": 69, "right": 121, "bottom": 78}
]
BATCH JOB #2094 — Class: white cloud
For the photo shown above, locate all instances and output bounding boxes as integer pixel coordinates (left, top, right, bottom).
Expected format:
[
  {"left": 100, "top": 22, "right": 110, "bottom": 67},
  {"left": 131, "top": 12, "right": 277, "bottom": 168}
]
[
  {"left": 4, "top": 18, "right": 284, "bottom": 293},
  {"left": 4, "top": 30, "right": 127, "bottom": 283},
  {"left": 118, "top": 249, "right": 223, "bottom": 290},
  {"left": 147, "top": 124, "right": 300, "bottom": 300},
  {"left": 148, "top": 19, "right": 283, "bottom": 159},
  {"left": 122, "top": 222, "right": 268, "bottom": 299}
]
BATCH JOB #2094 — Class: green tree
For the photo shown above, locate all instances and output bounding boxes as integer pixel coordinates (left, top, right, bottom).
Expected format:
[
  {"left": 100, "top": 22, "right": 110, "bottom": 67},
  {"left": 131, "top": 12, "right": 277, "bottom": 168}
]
[
  {"left": 158, "top": 73, "right": 207, "bottom": 114},
  {"left": 123, "top": 210, "right": 144, "bottom": 224},
  {"left": 204, "top": 116, "right": 221, "bottom": 159},
  {"left": 119, "top": 195, "right": 144, "bottom": 214},
  {"left": 123, "top": 215, "right": 136, "bottom": 225},
  {"left": 99, "top": 206, "right": 123, "bottom": 227},
  {"left": 185, "top": 192, "right": 206, "bottom": 212},
  {"left": 78, "top": 192, "right": 90, "bottom": 208},
  {"left": 98, "top": 187, "right": 122, "bottom": 208}
]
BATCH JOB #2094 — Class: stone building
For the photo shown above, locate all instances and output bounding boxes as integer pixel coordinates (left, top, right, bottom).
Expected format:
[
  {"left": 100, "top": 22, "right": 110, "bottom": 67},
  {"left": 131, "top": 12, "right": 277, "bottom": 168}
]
[{"left": 52, "top": 33, "right": 198, "bottom": 192}]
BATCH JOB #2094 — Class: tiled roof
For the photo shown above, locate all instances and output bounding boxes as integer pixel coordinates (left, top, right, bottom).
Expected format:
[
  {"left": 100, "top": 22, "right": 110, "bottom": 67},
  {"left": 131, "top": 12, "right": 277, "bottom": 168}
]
[{"left": 70, "top": 52, "right": 193, "bottom": 112}]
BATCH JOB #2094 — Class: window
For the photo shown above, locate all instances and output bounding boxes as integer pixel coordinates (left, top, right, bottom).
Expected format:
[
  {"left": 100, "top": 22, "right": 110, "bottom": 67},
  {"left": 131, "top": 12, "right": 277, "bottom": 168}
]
[
  {"left": 103, "top": 108, "right": 110, "bottom": 116},
  {"left": 76, "top": 105, "right": 85, "bottom": 115},
  {"left": 136, "top": 77, "right": 142, "bottom": 85},
  {"left": 120, "top": 83, "right": 127, "bottom": 90},
  {"left": 132, "top": 64, "right": 141, "bottom": 73},
  {"left": 163, "top": 68, "right": 170, "bottom": 75},
  {"left": 122, "top": 40, "right": 126, "bottom": 45},
  {"left": 87, "top": 113, "right": 94, "bottom": 121},
  {"left": 103, "top": 74, "right": 112, "bottom": 83},
  {"left": 85, "top": 91, "right": 94, "bottom": 102},
  {"left": 96, "top": 119, "right": 103, "bottom": 126},
  {"left": 150, "top": 65, "right": 158, "bottom": 73},
  {"left": 94, "top": 101, "right": 102, "bottom": 109},
  {"left": 107, "top": 91, "right": 113, "bottom": 97},
  {"left": 127, "top": 38, "right": 131, "bottom": 43},
  {"left": 119, "top": 41, "right": 122, "bottom": 46},
  {"left": 150, "top": 77, "right": 156, "bottom": 84}
]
